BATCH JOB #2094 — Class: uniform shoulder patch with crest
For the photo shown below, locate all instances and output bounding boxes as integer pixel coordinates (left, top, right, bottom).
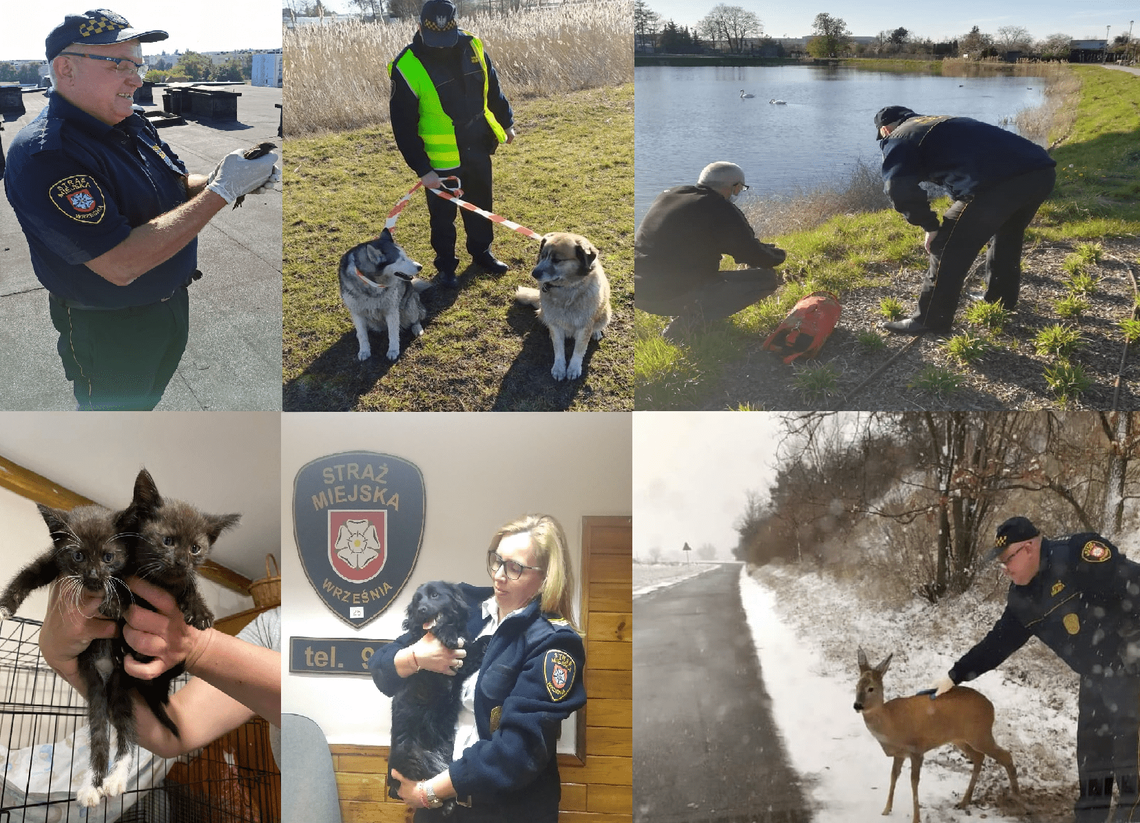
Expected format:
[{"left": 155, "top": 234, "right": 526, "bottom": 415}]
[
  {"left": 49, "top": 175, "right": 107, "bottom": 224},
  {"left": 1081, "top": 540, "right": 1112, "bottom": 563},
  {"left": 543, "top": 649, "right": 576, "bottom": 702}
]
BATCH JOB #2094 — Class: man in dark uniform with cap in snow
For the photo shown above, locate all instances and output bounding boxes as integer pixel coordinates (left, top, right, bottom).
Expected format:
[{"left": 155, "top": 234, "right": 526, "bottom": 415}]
[
  {"left": 4, "top": 9, "right": 279, "bottom": 410},
  {"left": 873, "top": 105, "right": 1056, "bottom": 335},
  {"left": 930, "top": 516, "right": 1140, "bottom": 822}
]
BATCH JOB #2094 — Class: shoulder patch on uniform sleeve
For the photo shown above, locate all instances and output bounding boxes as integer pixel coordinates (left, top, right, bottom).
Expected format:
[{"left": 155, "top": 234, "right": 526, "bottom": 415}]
[
  {"left": 543, "top": 649, "right": 576, "bottom": 702},
  {"left": 1081, "top": 540, "right": 1112, "bottom": 563},
  {"left": 49, "top": 175, "right": 107, "bottom": 224}
]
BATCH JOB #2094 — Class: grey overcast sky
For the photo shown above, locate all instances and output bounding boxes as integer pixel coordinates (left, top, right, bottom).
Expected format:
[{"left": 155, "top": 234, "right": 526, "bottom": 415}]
[{"left": 634, "top": 413, "right": 784, "bottom": 562}]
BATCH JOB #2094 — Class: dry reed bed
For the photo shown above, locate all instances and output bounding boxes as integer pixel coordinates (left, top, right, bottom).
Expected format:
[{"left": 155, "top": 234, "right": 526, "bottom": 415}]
[{"left": 284, "top": 0, "right": 633, "bottom": 135}]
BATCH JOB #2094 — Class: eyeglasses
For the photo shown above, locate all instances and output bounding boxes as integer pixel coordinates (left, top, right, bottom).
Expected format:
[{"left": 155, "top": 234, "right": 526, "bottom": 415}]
[
  {"left": 998, "top": 543, "right": 1031, "bottom": 569},
  {"left": 60, "top": 52, "right": 148, "bottom": 78},
  {"left": 487, "top": 552, "right": 543, "bottom": 581},
  {"left": 739, "top": 183, "right": 750, "bottom": 191}
]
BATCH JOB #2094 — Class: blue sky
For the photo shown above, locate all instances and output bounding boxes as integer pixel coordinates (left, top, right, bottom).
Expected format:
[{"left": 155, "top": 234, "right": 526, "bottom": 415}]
[
  {"left": 644, "top": 0, "right": 1136, "bottom": 43},
  {"left": 1, "top": 0, "right": 282, "bottom": 63}
]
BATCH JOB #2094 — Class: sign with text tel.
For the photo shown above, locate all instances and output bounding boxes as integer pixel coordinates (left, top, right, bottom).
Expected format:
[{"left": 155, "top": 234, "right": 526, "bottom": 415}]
[{"left": 289, "top": 637, "right": 392, "bottom": 676}]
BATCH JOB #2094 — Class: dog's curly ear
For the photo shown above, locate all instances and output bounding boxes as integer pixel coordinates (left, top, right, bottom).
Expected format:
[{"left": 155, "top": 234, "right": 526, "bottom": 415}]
[{"left": 574, "top": 239, "right": 598, "bottom": 271}]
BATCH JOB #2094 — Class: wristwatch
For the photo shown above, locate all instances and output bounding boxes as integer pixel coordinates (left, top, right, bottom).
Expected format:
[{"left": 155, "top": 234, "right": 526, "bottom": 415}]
[{"left": 424, "top": 782, "right": 443, "bottom": 809}]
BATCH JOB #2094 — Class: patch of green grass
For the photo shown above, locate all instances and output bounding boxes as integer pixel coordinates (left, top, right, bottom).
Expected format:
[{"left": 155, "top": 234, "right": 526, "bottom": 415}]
[
  {"left": 1073, "top": 241, "right": 1104, "bottom": 265},
  {"left": 1118, "top": 317, "right": 1140, "bottom": 344},
  {"left": 857, "top": 330, "right": 887, "bottom": 351},
  {"left": 879, "top": 297, "right": 907, "bottom": 320},
  {"left": 965, "top": 301, "right": 1012, "bottom": 334},
  {"left": 1061, "top": 256, "right": 1088, "bottom": 277},
  {"left": 1055, "top": 294, "right": 1090, "bottom": 319},
  {"left": 1034, "top": 324, "right": 1085, "bottom": 359},
  {"left": 908, "top": 366, "right": 963, "bottom": 398},
  {"left": 1064, "top": 270, "right": 1099, "bottom": 296},
  {"left": 1044, "top": 360, "right": 1091, "bottom": 403},
  {"left": 944, "top": 333, "right": 990, "bottom": 365},
  {"left": 283, "top": 84, "right": 633, "bottom": 410},
  {"left": 792, "top": 362, "right": 841, "bottom": 401}
]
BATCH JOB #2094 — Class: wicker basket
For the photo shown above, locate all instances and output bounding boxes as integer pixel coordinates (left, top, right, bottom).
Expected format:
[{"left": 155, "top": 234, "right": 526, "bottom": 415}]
[{"left": 248, "top": 554, "right": 280, "bottom": 609}]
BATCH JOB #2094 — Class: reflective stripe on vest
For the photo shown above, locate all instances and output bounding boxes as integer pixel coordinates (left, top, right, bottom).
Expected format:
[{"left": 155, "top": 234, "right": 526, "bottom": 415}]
[{"left": 388, "top": 34, "right": 506, "bottom": 171}]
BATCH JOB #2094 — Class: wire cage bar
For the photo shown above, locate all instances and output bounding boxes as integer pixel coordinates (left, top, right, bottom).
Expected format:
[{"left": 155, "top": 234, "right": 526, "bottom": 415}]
[{"left": 0, "top": 616, "right": 280, "bottom": 823}]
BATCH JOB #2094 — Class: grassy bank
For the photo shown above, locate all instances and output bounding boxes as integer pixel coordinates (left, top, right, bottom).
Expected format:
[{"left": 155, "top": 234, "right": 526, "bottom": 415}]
[
  {"left": 635, "top": 65, "right": 1140, "bottom": 410},
  {"left": 283, "top": 83, "right": 633, "bottom": 412},
  {"left": 284, "top": 0, "right": 632, "bottom": 135}
]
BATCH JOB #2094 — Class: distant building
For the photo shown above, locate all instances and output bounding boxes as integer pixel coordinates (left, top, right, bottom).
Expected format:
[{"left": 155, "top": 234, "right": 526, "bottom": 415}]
[
  {"left": 252, "top": 53, "right": 282, "bottom": 88},
  {"left": 1070, "top": 39, "right": 1108, "bottom": 62}
]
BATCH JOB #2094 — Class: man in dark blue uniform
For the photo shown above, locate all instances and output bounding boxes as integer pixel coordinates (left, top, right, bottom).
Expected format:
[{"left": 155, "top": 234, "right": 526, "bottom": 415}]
[
  {"left": 635, "top": 161, "right": 785, "bottom": 341},
  {"left": 874, "top": 105, "right": 1056, "bottom": 334},
  {"left": 389, "top": 0, "right": 515, "bottom": 287},
  {"left": 930, "top": 516, "right": 1140, "bottom": 822},
  {"left": 4, "top": 10, "right": 278, "bottom": 410}
]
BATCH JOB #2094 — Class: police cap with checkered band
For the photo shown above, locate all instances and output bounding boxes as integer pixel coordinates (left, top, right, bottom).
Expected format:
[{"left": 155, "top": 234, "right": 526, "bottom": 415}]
[
  {"left": 985, "top": 516, "right": 1040, "bottom": 562},
  {"left": 46, "top": 9, "right": 168, "bottom": 62},
  {"left": 420, "top": 0, "right": 459, "bottom": 47}
]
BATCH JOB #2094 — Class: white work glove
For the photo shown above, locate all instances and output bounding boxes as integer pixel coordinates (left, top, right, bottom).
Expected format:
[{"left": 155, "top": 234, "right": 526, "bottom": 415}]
[
  {"left": 931, "top": 674, "right": 955, "bottom": 697},
  {"left": 206, "top": 148, "right": 280, "bottom": 205}
]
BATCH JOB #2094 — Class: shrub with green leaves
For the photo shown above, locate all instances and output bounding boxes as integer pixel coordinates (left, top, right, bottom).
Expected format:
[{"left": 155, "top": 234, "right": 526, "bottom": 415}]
[
  {"left": 1034, "top": 324, "right": 1085, "bottom": 359},
  {"left": 879, "top": 297, "right": 906, "bottom": 320},
  {"left": 1045, "top": 360, "right": 1091, "bottom": 402},
  {"left": 908, "top": 366, "right": 962, "bottom": 398},
  {"left": 965, "top": 301, "right": 1011, "bottom": 333},
  {"left": 1065, "top": 271, "right": 1099, "bottom": 297},
  {"left": 793, "top": 362, "right": 841, "bottom": 401},
  {"left": 1073, "top": 242, "right": 1103, "bottom": 265},
  {"left": 944, "top": 333, "right": 990, "bottom": 364},
  {"left": 1055, "top": 294, "right": 1090, "bottom": 319},
  {"left": 1118, "top": 317, "right": 1140, "bottom": 344},
  {"left": 856, "top": 330, "right": 887, "bottom": 351}
]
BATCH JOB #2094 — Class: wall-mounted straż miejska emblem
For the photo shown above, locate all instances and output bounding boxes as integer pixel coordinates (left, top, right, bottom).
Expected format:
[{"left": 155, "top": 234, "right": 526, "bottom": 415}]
[{"left": 293, "top": 452, "right": 425, "bottom": 628}]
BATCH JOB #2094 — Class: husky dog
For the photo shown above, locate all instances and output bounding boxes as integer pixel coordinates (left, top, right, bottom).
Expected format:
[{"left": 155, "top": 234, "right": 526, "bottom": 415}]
[
  {"left": 515, "top": 232, "right": 612, "bottom": 381},
  {"left": 338, "top": 229, "right": 430, "bottom": 361}
]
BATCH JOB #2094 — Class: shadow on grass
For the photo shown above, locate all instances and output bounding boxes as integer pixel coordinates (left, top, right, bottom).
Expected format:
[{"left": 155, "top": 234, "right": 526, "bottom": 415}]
[{"left": 283, "top": 268, "right": 605, "bottom": 411}]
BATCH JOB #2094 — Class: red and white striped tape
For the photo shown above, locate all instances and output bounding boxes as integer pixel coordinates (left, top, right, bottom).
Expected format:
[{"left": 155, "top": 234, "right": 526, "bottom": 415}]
[{"left": 384, "top": 177, "right": 542, "bottom": 242}]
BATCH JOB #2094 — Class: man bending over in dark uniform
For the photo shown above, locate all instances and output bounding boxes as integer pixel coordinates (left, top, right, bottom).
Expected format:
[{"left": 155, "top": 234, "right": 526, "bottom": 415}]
[
  {"left": 634, "top": 161, "right": 785, "bottom": 342},
  {"left": 874, "top": 105, "right": 1056, "bottom": 335},
  {"left": 931, "top": 516, "right": 1140, "bottom": 823},
  {"left": 4, "top": 10, "right": 279, "bottom": 410}
]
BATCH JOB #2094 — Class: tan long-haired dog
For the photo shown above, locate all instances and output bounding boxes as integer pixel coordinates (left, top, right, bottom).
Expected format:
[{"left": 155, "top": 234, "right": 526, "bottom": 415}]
[{"left": 515, "top": 232, "right": 612, "bottom": 381}]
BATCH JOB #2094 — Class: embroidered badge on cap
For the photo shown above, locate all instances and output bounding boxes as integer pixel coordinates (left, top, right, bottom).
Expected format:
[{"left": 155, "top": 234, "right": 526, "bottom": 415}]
[
  {"left": 79, "top": 12, "right": 129, "bottom": 38},
  {"left": 49, "top": 175, "right": 107, "bottom": 224},
  {"left": 543, "top": 650, "right": 576, "bottom": 702},
  {"left": 1081, "top": 540, "right": 1112, "bottom": 563}
]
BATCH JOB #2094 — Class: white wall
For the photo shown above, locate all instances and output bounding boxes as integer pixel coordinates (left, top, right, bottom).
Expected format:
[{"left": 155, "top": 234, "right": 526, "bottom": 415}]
[{"left": 280, "top": 412, "right": 632, "bottom": 746}]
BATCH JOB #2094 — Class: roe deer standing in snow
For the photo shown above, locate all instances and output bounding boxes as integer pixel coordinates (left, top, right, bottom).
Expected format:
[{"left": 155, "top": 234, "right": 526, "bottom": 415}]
[{"left": 853, "top": 649, "right": 1020, "bottom": 823}]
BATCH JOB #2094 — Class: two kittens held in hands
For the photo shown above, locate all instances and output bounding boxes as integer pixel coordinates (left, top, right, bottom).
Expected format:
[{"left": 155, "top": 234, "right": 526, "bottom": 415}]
[{"left": 0, "top": 468, "right": 240, "bottom": 807}]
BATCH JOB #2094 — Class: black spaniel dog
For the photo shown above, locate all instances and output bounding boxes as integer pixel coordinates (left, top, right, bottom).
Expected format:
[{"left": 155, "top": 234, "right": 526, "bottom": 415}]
[{"left": 388, "top": 581, "right": 487, "bottom": 816}]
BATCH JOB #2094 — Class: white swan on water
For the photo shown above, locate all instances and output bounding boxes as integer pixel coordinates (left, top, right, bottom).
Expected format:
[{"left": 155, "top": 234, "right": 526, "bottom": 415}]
[
  {"left": 769, "top": 98, "right": 787, "bottom": 105},
  {"left": 740, "top": 89, "right": 755, "bottom": 98}
]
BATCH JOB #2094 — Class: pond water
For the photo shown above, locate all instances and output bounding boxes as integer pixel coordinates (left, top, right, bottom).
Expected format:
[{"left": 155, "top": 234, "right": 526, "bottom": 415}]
[{"left": 635, "top": 64, "right": 1046, "bottom": 226}]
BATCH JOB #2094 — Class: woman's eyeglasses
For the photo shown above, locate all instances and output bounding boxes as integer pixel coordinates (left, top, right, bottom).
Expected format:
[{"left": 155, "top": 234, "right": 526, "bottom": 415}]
[
  {"left": 60, "top": 52, "right": 148, "bottom": 78},
  {"left": 487, "top": 552, "right": 543, "bottom": 580}
]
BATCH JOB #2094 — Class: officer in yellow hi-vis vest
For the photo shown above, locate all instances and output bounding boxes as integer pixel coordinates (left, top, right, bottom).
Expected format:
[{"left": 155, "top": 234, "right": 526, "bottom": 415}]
[{"left": 389, "top": 0, "right": 515, "bottom": 287}]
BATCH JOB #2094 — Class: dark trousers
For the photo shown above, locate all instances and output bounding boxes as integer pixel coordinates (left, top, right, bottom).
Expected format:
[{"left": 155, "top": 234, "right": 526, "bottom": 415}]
[
  {"left": 1074, "top": 673, "right": 1140, "bottom": 823},
  {"left": 913, "top": 166, "right": 1056, "bottom": 328},
  {"left": 426, "top": 148, "right": 494, "bottom": 273},
  {"left": 636, "top": 268, "right": 781, "bottom": 323},
  {"left": 49, "top": 288, "right": 189, "bottom": 411},
  {"left": 413, "top": 802, "right": 549, "bottom": 823}
]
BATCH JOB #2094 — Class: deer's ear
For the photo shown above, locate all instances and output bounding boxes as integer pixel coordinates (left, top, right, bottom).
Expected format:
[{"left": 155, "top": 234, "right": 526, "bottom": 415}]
[{"left": 876, "top": 653, "right": 894, "bottom": 674}]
